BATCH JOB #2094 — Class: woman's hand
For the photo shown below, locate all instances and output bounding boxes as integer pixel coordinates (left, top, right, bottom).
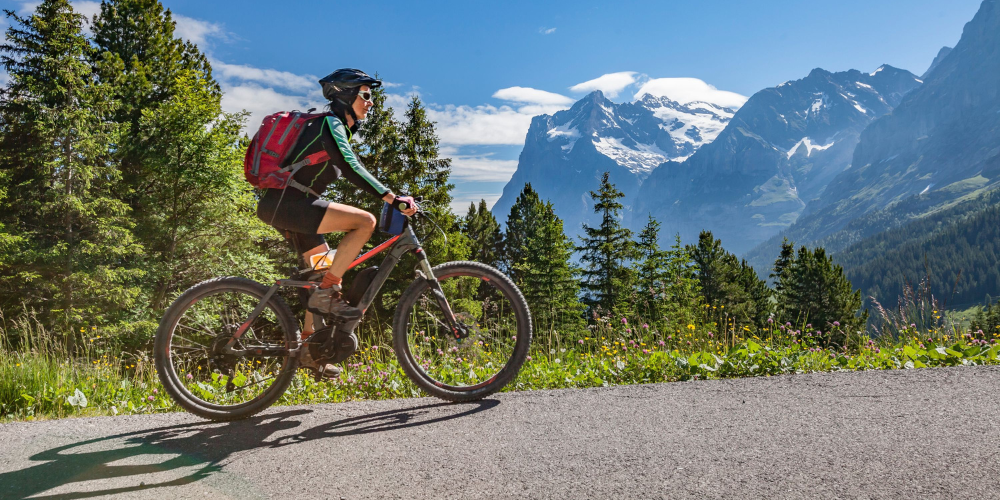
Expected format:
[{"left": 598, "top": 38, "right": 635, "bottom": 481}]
[
  {"left": 394, "top": 195, "right": 418, "bottom": 216},
  {"left": 383, "top": 192, "right": 418, "bottom": 216}
]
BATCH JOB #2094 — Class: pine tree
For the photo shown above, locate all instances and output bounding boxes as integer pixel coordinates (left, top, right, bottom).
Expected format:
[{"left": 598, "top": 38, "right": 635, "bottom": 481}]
[
  {"left": 661, "top": 233, "right": 702, "bottom": 329},
  {"left": 398, "top": 95, "right": 462, "bottom": 262},
  {"left": 578, "top": 172, "right": 637, "bottom": 317},
  {"left": 635, "top": 215, "right": 669, "bottom": 320},
  {"left": 0, "top": 1, "right": 142, "bottom": 331},
  {"left": 688, "top": 231, "right": 771, "bottom": 329},
  {"left": 463, "top": 199, "right": 504, "bottom": 269},
  {"left": 88, "top": 1, "right": 281, "bottom": 314},
  {"left": 136, "top": 72, "right": 275, "bottom": 308},
  {"left": 772, "top": 240, "right": 867, "bottom": 343},
  {"left": 514, "top": 200, "right": 584, "bottom": 338},
  {"left": 91, "top": 0, "right": 216, "bottom": 210},
  {"left": 503, "top": 183, "right": 542, "bottom": 282}
]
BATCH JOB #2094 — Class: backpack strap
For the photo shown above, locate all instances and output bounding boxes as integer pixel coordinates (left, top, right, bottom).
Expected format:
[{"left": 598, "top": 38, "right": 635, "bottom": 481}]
[
  {"left": 279, "top": 150, "right": 331, "bottom": 174},
  {"left": 285, "top": 179, "right": 321, "bottom": 198},
  {"left": 279, "top": 150, "right": 330, "bottom": 197}
]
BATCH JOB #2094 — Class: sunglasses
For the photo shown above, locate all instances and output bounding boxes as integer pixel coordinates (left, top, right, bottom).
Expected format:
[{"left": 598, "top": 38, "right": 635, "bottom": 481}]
[{"left": 357, "top": 90, "right": 373, "bottom": 102}]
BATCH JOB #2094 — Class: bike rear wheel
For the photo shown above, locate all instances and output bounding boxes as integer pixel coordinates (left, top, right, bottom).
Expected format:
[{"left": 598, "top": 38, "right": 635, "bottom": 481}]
[
  {"left": 154, "top": 277, "right": 299, "bottom": 421},
  {"left": 392, "top": 261, "right": 532, "bottom": 401}
]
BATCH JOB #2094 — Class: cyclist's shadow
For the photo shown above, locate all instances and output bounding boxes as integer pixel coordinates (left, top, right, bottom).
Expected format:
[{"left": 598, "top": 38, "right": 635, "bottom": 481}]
[{"left": 0, "top": 400, "right": 498, "bottom": 500}]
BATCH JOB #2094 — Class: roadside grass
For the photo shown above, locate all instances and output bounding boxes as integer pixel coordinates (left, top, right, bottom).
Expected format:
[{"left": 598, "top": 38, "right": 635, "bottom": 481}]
[{"left": 4, "top": 310, "right": 1000, "bottom": 422}]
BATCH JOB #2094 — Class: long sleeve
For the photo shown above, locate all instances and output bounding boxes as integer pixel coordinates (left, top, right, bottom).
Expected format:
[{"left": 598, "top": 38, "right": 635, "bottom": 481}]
[{"left": 322, "top": 116, "right": 390, "bottom": 198}]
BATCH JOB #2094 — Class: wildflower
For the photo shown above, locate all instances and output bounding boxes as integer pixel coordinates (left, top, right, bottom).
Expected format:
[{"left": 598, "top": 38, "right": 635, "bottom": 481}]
[
  {"left": 687, "top": 324, "right": 695, "bottom": 330},
  {"left": 621, "top": 318, "right": 628, "bottom": 325},
  {"left": 186, "top": 373, "right": 193, "bottom": 380},
  {"left": 526, "top": 356, "right": 532, "bottom": 361},
  {"left": 147, "top": 396, "right": 154, "bottom": 402},
  {"left": 153, "top": 388, "right": 158, "bottom": 394},
  {"left": 579, "top": 339, "right": 585, "bottom": 344},
  {"left": 833, "top": 321, "right": 840, "bottom": 327},
  {"left": 767, "top": 317, "right": 774, "bottom": 324},
  {"left": 643, "top": 323, "right": 649, "bottom": 329}
]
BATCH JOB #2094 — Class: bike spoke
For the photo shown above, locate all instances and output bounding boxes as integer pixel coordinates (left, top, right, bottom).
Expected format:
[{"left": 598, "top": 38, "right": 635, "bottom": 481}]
[{"left": 171, "top": 332, "right": 210, "bottom": 349}]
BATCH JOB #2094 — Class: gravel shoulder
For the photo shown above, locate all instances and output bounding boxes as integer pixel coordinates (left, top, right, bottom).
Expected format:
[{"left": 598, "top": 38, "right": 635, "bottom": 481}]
[{"left": 2, "top": 366, "right": 999, "bottom": 499}]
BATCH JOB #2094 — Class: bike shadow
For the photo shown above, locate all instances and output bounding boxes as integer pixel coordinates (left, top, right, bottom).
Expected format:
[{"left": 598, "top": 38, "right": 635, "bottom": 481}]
[{"left": 0, "top": 399, "right": 498, "bottom": 499}]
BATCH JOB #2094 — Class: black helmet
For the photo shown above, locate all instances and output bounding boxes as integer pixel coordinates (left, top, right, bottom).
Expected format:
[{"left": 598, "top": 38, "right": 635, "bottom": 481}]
[{"left": 319, "top": 68, "right": 382, "bottom": 103}]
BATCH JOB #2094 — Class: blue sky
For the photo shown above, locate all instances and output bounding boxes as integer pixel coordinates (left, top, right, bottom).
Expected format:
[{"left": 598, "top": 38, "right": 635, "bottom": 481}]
[{"left": 3, "top": 0, "right": 984, "bottom": 213}]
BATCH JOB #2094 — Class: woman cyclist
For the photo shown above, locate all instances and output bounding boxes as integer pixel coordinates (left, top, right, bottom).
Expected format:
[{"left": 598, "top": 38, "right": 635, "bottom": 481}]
[{"left": 256, "top": 68, "right": 417, "bottom": 377}]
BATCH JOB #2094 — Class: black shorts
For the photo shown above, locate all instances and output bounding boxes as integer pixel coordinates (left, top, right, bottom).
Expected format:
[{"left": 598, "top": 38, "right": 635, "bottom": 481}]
[{"left": 256, "top": 189, "right": 327, "bottom": 253}]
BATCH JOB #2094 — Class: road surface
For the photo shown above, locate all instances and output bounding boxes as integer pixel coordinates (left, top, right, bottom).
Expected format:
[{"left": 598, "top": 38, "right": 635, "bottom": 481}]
[{"left": 2, "top": 366, "right": 999, "bottom": 499}]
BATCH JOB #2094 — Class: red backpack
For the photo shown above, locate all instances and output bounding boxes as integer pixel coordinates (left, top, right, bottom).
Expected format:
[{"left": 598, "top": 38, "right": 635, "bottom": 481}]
[{"left": 244, "top": 111, "right": 332, "bottom": 196}]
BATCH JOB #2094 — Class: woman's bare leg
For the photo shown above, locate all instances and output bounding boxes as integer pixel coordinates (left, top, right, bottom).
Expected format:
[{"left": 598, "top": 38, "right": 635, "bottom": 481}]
[
  {"left": 316, "top": 202, "right": 377, "bottom": 278},
  {"left": 297, "top": 204, "right": 376, "bottom": 333}
]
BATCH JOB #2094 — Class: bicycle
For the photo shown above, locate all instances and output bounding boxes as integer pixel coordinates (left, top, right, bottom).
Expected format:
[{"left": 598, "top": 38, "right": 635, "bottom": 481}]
[{"left": 153, "top": 202, "right": 532, "bottom": 421}]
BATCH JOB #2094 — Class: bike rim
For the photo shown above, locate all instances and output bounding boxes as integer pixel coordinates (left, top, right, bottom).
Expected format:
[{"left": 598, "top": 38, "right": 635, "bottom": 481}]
[
  {"left": 165, "top": 287, "right": 292, "bottom": 410},
  {"left": 403, "top": 271, "right": 523, "bottom": 391}
]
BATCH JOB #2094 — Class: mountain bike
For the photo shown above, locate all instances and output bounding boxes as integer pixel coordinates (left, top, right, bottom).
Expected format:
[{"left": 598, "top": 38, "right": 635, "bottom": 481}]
[{"left": 153, "top": 203, "right": 532, "bottom": 421}]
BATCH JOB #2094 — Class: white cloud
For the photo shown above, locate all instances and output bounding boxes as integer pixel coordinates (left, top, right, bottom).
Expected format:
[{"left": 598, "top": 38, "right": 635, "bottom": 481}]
[
  {"left": 427, "top": 98, "right": 570, "bottom": 146},
  {"left": 539, "top": 27, "right": 556, "bottom": 35},
  {"left": 18, "top": 2, "right": 40, "bottom": 14},
  {"left": 73, "top": 1, "right": 101, "bottom": 22},
  {"left": 493, "top": 86, "right": 573, "bottom": 106},
  {"left": 448, "top": 155, "right": 519, "bottom": 183},
  {"left": 569, "top": 71, "right": 638, "bottom": 98},
  {"left": 634, "top": 77, "right": 748, "bottom": 109},
  {"left": 173, "top": 14, "right": 225, "bottom": 46},
  {"left": 220, "top": 83, "right": 325, "bottom": 133},
  {"left": 427, "top": 104, "right": 533, "bottom": 146},
  {"left": 427, "top": 86, "right": 572, "bottom": 147},
  {"left": 450, "top": 191, "right": 503, "bottom": 216},
  {"left": 213, "top": 61, "right": 317, "bottom": 93}
]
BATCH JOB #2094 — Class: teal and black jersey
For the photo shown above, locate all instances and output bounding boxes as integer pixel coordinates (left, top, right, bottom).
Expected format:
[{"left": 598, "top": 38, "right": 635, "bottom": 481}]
[{"left": 283, "top": 114, "right": 389, "bottom": 199}]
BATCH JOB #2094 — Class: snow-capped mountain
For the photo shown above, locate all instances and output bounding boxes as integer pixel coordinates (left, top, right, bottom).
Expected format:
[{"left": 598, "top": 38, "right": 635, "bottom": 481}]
[
  {"left": 746, "top": 0, "right": 1000, "bottom": 268},
  {"left": 492, "top": 90, "right": 735, "bottom": 237},
  {"left": 634, "top": 65, "right": 923, "bottom": 255}
]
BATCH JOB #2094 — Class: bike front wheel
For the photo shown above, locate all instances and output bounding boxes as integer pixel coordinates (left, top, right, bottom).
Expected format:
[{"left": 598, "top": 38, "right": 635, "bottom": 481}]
[
  {"left": 392, "top": 261, "right": 532, "bottom": 402},
  {"left": 154, "top": 277, "right": 299, "bottom": 421}
]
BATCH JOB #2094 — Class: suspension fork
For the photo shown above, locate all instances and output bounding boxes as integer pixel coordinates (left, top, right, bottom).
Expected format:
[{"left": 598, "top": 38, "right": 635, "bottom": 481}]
[{"left": 416, "top": 249, "right": 468, "bottom": 340}]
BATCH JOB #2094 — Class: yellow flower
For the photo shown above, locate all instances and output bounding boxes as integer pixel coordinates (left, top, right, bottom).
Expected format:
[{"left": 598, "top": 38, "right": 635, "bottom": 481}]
[{"left": 687, "top": 324, "right": 695, "bottom": 330}]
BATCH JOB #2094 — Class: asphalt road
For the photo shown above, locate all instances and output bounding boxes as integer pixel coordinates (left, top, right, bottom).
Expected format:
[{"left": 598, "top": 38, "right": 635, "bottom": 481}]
[{"left": 2, "top": 366, "right": 999, "bottom": 499}]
